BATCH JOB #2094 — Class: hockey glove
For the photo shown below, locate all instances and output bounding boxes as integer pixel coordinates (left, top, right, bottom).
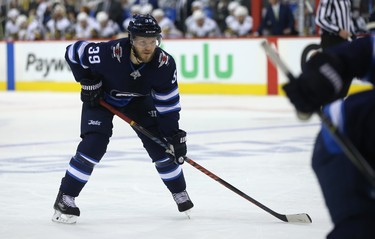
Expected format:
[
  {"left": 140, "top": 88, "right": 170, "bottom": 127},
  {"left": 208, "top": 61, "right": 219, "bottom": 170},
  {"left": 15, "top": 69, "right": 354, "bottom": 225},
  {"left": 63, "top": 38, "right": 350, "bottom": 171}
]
[
  {"left": 283, "top": 52, "right": 349, "bottom": 115},
  {"left": 166, "top": 130, "right": 187, "bottom": 165},
  {"left": 80, "top": 78, "right": 103, "bottom": 107}
]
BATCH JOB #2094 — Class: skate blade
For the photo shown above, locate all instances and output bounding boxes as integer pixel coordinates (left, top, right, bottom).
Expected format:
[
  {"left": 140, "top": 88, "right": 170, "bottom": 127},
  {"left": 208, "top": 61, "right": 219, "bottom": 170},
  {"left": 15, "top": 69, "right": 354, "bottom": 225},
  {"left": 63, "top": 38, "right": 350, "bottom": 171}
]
[
  {"left": 183, "top": 209, "right": 192, "bottom": 219},
  {"left": 52, "top": 210, "right": 78, "bottom": 224}
]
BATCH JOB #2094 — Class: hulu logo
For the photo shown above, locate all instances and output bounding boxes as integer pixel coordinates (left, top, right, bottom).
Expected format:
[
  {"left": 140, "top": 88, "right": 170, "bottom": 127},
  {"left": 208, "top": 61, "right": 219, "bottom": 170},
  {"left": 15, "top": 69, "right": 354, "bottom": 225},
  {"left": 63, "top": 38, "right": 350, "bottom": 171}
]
[{"left": 161, "top": 43, "right": 233, "bottom": 80}]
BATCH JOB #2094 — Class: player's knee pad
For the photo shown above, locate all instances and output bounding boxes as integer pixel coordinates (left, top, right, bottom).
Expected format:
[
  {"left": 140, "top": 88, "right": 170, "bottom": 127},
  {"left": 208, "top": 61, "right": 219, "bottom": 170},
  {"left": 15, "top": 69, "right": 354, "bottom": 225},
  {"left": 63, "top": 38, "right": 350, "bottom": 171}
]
[
  {"left": 77, "top": 133, "right": 109, "bottom": 160},
  {"left": 135, "top": 126, "right": 166, "bottom": 160}
]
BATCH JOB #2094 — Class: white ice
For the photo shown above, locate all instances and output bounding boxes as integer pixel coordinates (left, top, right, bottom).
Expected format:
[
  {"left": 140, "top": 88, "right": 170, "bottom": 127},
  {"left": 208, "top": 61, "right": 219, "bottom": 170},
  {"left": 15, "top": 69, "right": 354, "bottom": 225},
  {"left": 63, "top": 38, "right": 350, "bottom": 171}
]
[{"left": 0, "top": 92, "right": 332, "bottom": 239}]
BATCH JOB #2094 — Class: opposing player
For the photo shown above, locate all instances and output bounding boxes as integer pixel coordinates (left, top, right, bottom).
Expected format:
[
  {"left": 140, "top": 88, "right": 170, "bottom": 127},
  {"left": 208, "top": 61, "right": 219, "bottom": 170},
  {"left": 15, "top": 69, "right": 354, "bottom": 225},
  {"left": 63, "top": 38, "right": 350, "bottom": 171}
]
[
  {"left": 283, "top": 37, "right": 375, "bottom": 238},
  {"left": 52, "top": 14, "right": 193, "bottom": 224}
]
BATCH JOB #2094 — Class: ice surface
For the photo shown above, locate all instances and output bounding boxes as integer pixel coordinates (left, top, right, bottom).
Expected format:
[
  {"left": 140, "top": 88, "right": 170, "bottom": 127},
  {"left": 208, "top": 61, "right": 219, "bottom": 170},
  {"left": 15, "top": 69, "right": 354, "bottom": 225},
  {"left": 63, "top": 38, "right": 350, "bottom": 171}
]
[{"left": 0, "top": 92, "right": 332, "bottom": 239}]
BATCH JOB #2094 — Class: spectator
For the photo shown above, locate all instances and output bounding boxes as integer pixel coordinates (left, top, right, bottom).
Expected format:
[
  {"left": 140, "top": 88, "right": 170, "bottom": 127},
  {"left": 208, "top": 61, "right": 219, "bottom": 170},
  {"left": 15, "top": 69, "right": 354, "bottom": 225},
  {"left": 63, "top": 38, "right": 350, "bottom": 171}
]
[
  {"left": 225, "top": 5, "right": 252, "bottom": 37},
  {"left": 185, "top": 0, "right": 204, "bottom": 30},
  {"left": 35, "top": 0, "right": 48, "bottom": 25},
  {"left": 16, "top": 14, "right": 28, "bottom": 40},
  {"left": 5, "top": 8, "right": 20, "bottom": 40},
  {"left": 26, "top": 11, "right": 46, "bottom": 40},
  {"left": 185, "top": 9, "right": 221, "bottom": 38},
  {"left": 140, "top": 3, "right": 153, "bottom": 15},
  {"left": 224, "top": 1, "right": 240, "bottom": 32},
  {"left": 152, "top": 8, "right": 182, "bottom": 38},
  {"left": 95, "top": 11, "right": 120, "bottom": 39},
  {"left": 79, "top": 5, "right": 98, "bottom": 30},
  {"left": 95, "top": 0, "right": 123, "bottom": 27},
  {"left": 257, "top": 0, "right": 296, "bottom": 36},
  {"left": 74, "top": 12, "right": 97, "bottom": 39},
  {"left": 214, "top": 0, "right": 232, "bottom": 32},
  {"left": 46, "top": 4, "right": 71, "bottom": 40}
]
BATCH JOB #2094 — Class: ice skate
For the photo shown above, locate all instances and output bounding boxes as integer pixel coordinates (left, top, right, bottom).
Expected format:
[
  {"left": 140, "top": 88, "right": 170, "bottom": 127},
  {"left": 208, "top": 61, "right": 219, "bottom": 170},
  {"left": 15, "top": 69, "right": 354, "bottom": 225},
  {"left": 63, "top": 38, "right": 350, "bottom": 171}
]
[
  {"left": 52, "top": 191, "right": 80, "bottom": 224},
  {"left": 173, "top": 190, "right": 194, "bottom": 218}
]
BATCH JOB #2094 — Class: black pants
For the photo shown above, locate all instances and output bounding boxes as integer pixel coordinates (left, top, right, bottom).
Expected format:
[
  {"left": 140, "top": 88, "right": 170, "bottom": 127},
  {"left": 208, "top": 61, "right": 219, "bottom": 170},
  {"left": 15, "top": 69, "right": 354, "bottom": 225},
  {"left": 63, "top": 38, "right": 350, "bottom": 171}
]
[{"left": 320, "top": 33, "right": 348, "bottom": 50}]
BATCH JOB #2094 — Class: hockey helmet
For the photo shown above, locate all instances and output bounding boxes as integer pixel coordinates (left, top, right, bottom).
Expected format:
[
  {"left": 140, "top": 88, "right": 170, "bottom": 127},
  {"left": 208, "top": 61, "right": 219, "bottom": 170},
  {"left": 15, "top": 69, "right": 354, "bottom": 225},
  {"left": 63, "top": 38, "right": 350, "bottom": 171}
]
[{"left": 127, "top": 14, "right": 161, "bottom": 38}]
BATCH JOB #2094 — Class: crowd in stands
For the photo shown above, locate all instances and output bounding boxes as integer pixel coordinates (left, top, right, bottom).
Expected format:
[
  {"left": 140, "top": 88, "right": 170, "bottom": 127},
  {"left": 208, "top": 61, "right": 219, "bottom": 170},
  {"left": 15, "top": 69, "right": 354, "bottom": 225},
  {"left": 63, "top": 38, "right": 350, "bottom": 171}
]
[
  {"left": 0, "top": 0, "right": 372, "bottom": 41},
  {"left": 0, "top": 0, "right": 264, "bottom": 41},
  {"left": 0, "top": 0, "right": 256, "bottom": 40}
]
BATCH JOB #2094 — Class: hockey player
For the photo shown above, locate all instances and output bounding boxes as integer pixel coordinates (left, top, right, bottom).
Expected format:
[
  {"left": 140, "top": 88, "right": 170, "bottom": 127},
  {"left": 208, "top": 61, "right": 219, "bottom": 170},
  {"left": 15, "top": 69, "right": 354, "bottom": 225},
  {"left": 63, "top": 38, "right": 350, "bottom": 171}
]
[
  {"left": 283, "top": 37, "right": 375, "bottom": 238},
  {"left": 52, "top": 14, "right": 194, "bottom": 224}
]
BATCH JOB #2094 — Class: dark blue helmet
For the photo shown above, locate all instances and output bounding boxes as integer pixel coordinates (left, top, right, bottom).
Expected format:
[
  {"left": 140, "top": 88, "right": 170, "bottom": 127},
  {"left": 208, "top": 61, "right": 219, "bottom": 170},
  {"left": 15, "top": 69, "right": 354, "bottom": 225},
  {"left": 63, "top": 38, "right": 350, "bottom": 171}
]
[{"left": 127, "top": 14, "right": 161, "bottom": 38}]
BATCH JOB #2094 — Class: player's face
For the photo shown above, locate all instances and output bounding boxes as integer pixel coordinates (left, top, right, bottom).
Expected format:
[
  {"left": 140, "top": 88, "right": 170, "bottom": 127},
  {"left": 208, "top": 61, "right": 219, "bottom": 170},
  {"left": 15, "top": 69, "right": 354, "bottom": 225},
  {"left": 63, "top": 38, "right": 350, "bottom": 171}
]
[{"left": 132, "top": 36, "right": 158, "bottom": 62}]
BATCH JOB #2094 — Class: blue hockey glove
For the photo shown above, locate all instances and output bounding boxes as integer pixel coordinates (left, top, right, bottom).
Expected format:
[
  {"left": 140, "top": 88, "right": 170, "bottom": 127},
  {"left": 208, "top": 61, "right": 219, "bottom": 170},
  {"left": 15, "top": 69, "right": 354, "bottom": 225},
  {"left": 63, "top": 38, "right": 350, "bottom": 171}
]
[
  {"left": 166, "top": 130, "right": 187, "bottom": 165},
  {"left": 80, "top": 78, "right": 103, "bottom": 107},
  {"left": 283, "top": 52, "right": 349, "bottom": 115}
]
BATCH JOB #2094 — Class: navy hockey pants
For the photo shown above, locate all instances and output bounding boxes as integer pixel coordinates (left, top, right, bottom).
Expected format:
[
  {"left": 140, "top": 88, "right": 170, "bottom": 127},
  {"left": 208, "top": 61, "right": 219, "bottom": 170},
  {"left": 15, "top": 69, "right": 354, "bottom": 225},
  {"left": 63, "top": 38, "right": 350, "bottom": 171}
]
[{"left": 59, "top": 97, "right": 186, "bottom": 197}]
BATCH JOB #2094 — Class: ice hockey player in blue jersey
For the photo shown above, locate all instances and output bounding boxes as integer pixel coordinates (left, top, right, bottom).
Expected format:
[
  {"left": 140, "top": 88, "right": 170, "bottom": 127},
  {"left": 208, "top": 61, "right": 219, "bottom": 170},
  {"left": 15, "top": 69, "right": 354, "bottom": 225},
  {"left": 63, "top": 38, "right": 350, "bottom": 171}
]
[
  {"left": 52, "top": 14, "right": 193, "bottom": 224},
  {"left": 283, "top": 36, "right": 375, "bottom": 238}
]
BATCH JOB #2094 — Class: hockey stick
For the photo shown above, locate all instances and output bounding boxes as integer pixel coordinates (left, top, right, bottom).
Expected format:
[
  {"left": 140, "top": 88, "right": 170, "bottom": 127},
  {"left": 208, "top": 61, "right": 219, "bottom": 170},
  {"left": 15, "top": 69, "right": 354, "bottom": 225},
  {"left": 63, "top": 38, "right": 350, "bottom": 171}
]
[
  {"left": 261, "top": 40, "right": 375, "bottom": 187},
  {"left": 99, "top": 99, "right": 312, "bottom": 223}
]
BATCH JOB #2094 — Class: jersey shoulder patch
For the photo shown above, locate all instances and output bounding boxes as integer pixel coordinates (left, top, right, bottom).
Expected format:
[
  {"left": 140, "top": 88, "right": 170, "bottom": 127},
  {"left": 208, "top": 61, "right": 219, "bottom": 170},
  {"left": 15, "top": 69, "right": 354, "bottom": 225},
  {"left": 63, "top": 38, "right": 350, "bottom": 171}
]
[
  {"left": 111, "top": 42, "right": 123, "bottom": 63},
  {"left": 158, "top": 50, "right": 170, "bottom": 68}
]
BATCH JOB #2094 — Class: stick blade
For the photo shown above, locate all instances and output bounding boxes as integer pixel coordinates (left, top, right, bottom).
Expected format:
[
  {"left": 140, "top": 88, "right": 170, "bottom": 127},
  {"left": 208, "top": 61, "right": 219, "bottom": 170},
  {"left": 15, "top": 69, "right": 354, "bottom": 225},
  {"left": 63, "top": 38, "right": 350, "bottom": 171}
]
[{"left": 286, "top": 213, "right": 312, "bottom": 223}]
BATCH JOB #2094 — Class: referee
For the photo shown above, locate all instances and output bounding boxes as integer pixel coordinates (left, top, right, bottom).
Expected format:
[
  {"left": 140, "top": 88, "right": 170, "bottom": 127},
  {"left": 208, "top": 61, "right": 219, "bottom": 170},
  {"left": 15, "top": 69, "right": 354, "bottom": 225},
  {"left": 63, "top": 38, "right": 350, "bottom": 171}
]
[{"left": 315, "top": 0, "right": 356, "bottom": 49}]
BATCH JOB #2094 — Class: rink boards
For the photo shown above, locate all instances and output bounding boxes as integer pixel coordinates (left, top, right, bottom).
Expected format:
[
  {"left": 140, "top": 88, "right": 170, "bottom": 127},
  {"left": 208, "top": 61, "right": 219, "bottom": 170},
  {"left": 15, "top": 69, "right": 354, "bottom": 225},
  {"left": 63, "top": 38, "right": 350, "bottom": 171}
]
[{"left": 0, "top": 37, "right": 371, "bottom": 94}]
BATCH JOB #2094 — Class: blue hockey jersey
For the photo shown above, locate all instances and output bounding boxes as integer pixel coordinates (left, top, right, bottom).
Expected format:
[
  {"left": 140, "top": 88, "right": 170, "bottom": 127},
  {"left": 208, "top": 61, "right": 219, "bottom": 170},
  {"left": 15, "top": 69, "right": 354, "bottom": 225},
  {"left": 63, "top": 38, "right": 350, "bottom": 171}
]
[
  {"left": 65, "top": 38, "right": 181, "bottom": 137},
  {"left": 321, "top": 36, "right": 375, "bottom": 161}
]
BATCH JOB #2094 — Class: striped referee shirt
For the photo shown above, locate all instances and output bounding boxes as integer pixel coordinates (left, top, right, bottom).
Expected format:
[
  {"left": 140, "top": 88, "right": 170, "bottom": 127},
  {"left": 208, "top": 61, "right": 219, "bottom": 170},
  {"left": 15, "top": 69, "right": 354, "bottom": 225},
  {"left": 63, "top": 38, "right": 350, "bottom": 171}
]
[{"left": 315, "top": 0, "right": 355, "bottom": 34}]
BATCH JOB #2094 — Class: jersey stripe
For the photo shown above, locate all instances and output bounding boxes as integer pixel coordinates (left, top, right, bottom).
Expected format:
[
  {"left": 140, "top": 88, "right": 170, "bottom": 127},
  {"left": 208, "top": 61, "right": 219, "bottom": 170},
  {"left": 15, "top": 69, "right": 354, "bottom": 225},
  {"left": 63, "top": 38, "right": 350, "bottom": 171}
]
[
  {"left": 152, "top": 87, "right": 179, "bottom": 101},
  {"left": 155, "top": 101, "right": 181, "bottom": 114}
]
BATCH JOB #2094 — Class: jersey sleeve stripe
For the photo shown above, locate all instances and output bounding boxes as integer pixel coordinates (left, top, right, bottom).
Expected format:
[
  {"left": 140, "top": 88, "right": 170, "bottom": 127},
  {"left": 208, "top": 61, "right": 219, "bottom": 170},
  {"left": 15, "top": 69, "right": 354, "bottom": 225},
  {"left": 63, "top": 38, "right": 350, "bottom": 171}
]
[
  {"left": 66, "top": 41, "right": 90, "bottom": 69},
  {"left": 67, "top": 43, "right": 77, "bottom": 64},
  {"left": 155, "top": 101, "right": 181, "bottom": 114},
  {"left": 152, "top": 86, "right": 179, "bottom": 101},
  {"left": 77, "top": 41, "right": 90, "bottom": 69}
]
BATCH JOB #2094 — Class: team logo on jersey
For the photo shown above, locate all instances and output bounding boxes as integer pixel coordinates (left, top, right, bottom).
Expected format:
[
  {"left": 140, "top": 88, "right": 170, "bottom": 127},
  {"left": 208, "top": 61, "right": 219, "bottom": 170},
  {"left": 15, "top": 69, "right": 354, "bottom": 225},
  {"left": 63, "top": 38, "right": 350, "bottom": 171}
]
[
  {"left": 130, "top": 70, "right": 142, "bottom": 80},
  {"left": 110, "top": 90, "right": 145, "bottom": 98},
  {"left": 88, "top": 120, "right": 102, "bottom": 126},
  {"left": 158, "top": 51, "right": 169, "bottom": 68},
  {"left": 111, "top": 42, "right": 123, "bottom": 63}
]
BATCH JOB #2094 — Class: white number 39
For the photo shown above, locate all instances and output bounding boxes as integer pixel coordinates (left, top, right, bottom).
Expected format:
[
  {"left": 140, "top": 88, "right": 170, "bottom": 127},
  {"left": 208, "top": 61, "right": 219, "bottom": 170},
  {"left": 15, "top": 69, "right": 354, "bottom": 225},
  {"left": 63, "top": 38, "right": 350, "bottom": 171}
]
[{"left": 88, "top": 46, "right": 100, "bottom": 64}]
